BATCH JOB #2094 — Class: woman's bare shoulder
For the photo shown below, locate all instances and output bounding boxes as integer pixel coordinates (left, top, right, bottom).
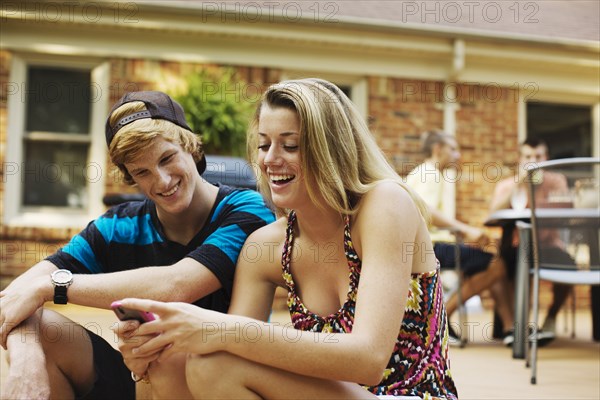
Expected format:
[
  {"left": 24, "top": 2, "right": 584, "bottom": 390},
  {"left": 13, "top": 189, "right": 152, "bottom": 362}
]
[
  {"left": 359, "top": 180, "right": 420, "bottom": 217},
  {"left": 246, "top": 216, "right": 287, "bottom": 244},
  {"left": 241, "top": 216, "right": 288, "bottom": 267}
]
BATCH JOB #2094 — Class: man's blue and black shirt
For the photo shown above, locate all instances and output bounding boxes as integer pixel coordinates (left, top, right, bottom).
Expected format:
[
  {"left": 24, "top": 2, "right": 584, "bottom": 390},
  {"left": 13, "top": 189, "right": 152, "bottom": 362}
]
[{"left": 47, "top": 185, "right": 275, "bottom": 312}]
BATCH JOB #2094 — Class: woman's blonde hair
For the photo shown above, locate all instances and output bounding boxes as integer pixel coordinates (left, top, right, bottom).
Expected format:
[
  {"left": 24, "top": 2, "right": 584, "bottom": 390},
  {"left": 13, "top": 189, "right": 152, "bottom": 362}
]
[
  {"left": 247, "top": 78, "right": 428, "bottom": 220},
  {"left": 108, "top": 101, "right": 203, "bottom": 185}
]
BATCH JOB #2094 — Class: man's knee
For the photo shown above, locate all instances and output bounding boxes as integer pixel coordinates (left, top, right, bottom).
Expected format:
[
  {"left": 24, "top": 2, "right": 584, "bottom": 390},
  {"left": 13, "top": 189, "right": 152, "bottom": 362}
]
[
  {"left": 36, "top": 309, "right": 91, "bottom": 357},
  {"left": 5, "top": 309, "right": 95, "bottom": 398},
  {"left": 489, "top": 257, "right": 507, "bottom": 280}
]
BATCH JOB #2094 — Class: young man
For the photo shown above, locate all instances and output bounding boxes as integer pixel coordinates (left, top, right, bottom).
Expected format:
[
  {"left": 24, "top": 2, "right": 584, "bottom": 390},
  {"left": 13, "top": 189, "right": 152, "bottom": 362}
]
[
  {"left": 406, "top": 130, "right": 514, "bottom": 344},
  {"left": 490, "top": 137, "right": 572, "bottom": 345},
  {"left": 0, "top": 91, "right": 275, "bottom": 399}
]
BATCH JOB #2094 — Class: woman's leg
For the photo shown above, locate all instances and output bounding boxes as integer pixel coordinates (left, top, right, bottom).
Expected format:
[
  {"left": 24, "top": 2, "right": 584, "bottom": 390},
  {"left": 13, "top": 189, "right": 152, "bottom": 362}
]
[
  {"left": 186, "top": 352, "right": 378, "bottom": 400},
  {"left": 146, "top": 353, "right": 193, "bottom": 399}
]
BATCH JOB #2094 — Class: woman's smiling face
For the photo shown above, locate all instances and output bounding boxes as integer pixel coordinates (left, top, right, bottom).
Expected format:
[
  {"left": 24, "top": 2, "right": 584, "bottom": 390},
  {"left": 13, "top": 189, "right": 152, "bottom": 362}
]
[{"left": 257, "top": 105, "right": 310, "bottom": 210}]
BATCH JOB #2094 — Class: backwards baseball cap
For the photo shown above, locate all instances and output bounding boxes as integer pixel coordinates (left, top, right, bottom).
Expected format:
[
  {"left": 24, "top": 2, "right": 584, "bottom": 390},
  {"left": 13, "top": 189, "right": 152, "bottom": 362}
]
[{"left": 105, "top": 91, "right": 206, "bottom": 174}]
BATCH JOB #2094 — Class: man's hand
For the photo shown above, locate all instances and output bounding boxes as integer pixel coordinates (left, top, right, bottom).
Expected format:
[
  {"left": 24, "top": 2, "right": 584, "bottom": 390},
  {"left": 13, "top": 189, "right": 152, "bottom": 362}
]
[
  {"left": 458, "top": 225, "right": 490, "bottom": 248},
  {"left": 0, "top": 273, "right": 51, "bottom": 349}
]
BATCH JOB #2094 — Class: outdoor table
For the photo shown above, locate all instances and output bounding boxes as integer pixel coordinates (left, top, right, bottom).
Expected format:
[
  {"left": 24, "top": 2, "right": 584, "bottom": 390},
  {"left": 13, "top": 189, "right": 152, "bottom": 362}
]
[{"left": 485, "top": 208, "right": 600, "bottom": 359}]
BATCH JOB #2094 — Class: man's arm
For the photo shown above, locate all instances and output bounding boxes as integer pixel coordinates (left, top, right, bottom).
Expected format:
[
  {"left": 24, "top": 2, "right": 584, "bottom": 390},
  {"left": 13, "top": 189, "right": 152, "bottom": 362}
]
[
  {"left": 489, "top": 178, "right": 521, "bottom": 213},
  {"left": 0, "top": 258, "right": 220, "bottom": 346},
  {"left": 65, "top": 258, "right": 221, "bottom": 307},
  {"left": 428, "top": 206, "right": 488, "bottom": 246},
  {"left": 489, "top": 165, "right": 532, "bottom": 213}
]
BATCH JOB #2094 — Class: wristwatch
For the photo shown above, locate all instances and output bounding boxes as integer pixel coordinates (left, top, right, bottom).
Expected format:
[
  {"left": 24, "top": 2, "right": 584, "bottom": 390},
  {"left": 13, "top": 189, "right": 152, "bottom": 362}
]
[{"left": 51, "top": 269, "right": 73, "bottom": 304}]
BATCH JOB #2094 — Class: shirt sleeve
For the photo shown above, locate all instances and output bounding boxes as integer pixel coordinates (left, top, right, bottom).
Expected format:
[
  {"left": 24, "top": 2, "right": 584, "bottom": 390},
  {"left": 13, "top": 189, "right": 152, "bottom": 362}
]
[
  {"left": 45, "top": 219, "right": 107, "bottom": 274},
  {"left": 186, "top": 189, "right": 275, "bottom": 298}
]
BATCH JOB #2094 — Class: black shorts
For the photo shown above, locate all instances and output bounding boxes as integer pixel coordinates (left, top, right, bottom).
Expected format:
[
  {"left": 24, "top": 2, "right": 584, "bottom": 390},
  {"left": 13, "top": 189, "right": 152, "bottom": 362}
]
[
  {"left": 434, "top": 242, "right": 493, "bottom": 277},
  {"left": 78, "top": 329, "right": 135, "bottom": 400}
]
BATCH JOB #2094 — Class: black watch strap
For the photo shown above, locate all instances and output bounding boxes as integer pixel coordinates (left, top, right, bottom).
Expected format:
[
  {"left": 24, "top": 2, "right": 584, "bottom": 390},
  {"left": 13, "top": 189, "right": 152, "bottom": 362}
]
[{"left": 54, "top": 286, "right": 68, "bottom": 304}]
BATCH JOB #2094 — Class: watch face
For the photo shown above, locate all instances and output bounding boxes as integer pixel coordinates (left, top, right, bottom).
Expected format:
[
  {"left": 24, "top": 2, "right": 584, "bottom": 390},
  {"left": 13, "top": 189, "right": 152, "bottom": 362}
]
[{"left": 52, "top": 270, "right": 73, "bottom": 285}]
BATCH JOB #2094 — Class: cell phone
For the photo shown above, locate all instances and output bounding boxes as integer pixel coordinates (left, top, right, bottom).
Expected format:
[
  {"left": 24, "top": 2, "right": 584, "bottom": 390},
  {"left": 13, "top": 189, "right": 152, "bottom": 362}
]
[{"left": 111, "top": 301, "right": 155, "bottom": 323}]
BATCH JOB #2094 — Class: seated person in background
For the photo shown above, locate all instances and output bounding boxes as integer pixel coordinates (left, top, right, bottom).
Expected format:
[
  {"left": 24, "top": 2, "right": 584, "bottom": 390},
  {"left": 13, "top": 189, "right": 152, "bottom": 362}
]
[
  {"left": 115, "top": 78, "right": 458, "bottom": 399},
  {"left": 0, "top": 91, "right": 275, "bottom": 399},
  {"left": 406, "top": 130, "right": 514, "bottom": 344},
  {"left": 490, "top": 137, "right": 573, "bottom": 345}
]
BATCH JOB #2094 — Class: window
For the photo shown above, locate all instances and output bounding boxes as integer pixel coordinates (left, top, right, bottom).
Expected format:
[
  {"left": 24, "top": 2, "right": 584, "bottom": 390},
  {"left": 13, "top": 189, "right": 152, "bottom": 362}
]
[
  {"left": 23, "top": 66, "right": 92, "bottom": 208},
  {"left": 527, "top": 102, "right": 593, "bottom": 159},
  {"left": 4, "top": 55, "right": 109, "bottom": 227}
]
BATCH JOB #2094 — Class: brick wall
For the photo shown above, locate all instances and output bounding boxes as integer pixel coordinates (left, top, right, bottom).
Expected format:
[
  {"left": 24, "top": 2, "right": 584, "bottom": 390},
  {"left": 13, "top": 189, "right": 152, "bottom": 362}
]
[
  {"left": 366, "top": 77, "right": 521, "bottom": 230},
  {"left": 368, "top": 77, "right": 444, "bottom": 176},
  {"left": 455, "top": 83, "right": 520, "bottom": 229}
]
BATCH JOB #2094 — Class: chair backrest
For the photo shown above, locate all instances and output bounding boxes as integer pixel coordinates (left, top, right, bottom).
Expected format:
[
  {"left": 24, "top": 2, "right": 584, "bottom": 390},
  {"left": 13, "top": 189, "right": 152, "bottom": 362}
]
[{"left": 526, "top": 157, "right": 600, "bottom": 272}]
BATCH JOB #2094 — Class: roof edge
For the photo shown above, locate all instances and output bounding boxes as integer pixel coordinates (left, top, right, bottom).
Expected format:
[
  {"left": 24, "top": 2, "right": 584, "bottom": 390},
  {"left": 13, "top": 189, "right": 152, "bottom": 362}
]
[{"left": 136, "top": 1, "right": 600, "bottom": 52}]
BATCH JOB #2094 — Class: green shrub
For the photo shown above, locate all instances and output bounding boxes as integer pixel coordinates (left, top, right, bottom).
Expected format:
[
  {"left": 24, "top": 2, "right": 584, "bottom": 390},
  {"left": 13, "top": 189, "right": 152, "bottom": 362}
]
[{"left": 173, "top": 68, "right": 256, "bottom": 156}]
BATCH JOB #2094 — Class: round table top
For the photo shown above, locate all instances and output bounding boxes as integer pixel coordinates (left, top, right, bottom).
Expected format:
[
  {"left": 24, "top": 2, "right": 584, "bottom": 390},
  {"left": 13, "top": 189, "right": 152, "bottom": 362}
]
[{"left": 485, "top": 208, "right": 599, "bottom": 227}]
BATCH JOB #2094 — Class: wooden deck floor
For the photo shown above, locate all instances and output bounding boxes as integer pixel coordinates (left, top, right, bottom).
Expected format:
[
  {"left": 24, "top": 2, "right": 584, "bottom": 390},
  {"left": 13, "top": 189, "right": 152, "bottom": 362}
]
[{"left": 1, "top": 304, "right": 598, "bottom": 399}]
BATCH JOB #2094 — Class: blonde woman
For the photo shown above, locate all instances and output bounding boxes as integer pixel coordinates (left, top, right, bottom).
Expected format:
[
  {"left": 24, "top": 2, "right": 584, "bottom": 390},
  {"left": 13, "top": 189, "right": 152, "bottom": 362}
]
[{"left": 117, "top": 80, "right": 457, "bottom": 399}]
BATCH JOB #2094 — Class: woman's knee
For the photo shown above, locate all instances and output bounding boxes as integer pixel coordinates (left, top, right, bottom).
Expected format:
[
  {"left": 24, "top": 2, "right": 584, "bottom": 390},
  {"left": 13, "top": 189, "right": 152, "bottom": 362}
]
[
  {"left": 147, "top": 353, "right": 190, "bottom": 399},
  {"left": 186, "top": 352, "right": 228, "bottom": 384},
  {"left": 186, "top": 352, "right": 244, "bottom": 397}
]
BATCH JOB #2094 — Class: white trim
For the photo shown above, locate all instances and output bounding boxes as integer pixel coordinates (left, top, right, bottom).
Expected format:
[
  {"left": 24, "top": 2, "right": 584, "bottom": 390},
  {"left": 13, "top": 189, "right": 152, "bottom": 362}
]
[
  {"left": 518, "top": 95, "right": 527, "bottom": 144},
  {"left": 443, "top": 84, "right": 458, "bottom": 136},
  {"left": 3, "top": 55, "right": 27, "bottom": 223},
  {"left": 280, "top": 71, "right": 369, "bottom": 120},
  {"left": 593, "top": 103, "right": 600, "bottom": 159},
  {"left": 89, "top": 61, "right": 110, "bottom": 220},
  {"left": 2, "top": 55, "right": 108, "bottom": 228}
]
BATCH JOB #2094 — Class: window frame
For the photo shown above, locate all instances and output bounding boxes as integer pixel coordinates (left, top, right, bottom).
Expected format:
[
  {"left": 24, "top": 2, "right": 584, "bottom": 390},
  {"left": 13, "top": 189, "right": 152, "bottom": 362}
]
[
  {"left": 518, "top": 92, "right": 600, "bottom": 160},
  {"left": 279, "top": 71, "right": 369, "bottom": 119},
  {"left": 3, "top": 53, "right": 109, "bottom": 228}
]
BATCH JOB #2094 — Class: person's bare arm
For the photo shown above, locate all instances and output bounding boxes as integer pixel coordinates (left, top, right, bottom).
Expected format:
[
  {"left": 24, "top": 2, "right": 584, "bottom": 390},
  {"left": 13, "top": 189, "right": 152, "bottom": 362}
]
[
  {"left": 428, "top": 206, "right": 488, "bottom": 246},
  {"left": 490, "top": 167, "right": 531, "bottom": 213},
  {"left": 489, "top": 179, "right": 516, "bottom": 213},
  {"left": 66, "top": 258, "right": 220, "bottom": 307},
  {"left": 0, "top": 258, "right": 220, "bottom": 347}
]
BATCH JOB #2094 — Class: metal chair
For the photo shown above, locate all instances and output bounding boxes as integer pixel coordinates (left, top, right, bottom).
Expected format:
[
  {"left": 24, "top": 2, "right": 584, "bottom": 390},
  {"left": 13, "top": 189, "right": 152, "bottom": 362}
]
[
  {"left": 527, "top": 157, "right": 600, "bottom": 384},
  {"left": 434, "top": 229, "right": 467, "bottom": 348}
]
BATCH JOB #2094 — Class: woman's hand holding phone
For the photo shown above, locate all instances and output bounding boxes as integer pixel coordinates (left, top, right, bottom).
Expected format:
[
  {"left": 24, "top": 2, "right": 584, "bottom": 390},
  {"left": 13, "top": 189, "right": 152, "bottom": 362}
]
[
  {"left": 111, "top": 301, "right": 155, "bottom": 323},
  {"left": 111, "top": 301, "right": 161, "bottom": 379}
]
